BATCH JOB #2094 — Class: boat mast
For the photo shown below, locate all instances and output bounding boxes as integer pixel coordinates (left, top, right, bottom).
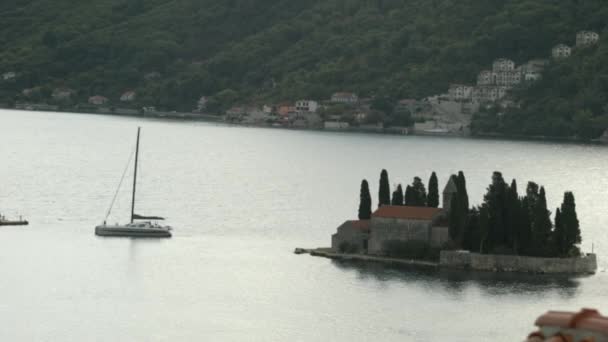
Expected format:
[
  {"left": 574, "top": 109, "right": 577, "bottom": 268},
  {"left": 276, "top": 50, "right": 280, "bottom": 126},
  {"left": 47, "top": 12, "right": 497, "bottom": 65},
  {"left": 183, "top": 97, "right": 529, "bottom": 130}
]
[{"left": 130, "top": 127, "right": 141, "bottom": 223}]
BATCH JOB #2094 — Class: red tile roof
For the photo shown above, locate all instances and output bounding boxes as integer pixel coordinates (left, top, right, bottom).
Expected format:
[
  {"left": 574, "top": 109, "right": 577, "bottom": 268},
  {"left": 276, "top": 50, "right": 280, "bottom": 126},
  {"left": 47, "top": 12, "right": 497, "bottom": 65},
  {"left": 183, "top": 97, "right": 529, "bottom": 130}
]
[
  {"left": 372, "top": 206, "right": 442, "bottom": 221},
  {"left": 535, "top": 309, "right": 608, "bottom": 336},
  {"left": 347, "top": 220, "right": 370, "bottom": 230}
]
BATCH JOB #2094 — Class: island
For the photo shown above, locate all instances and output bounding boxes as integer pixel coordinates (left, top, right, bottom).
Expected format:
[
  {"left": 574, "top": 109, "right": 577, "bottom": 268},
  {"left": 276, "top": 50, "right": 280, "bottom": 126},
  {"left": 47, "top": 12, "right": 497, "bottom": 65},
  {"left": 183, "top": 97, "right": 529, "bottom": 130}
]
[{"left": 298, "top": 170, "right": 597, "bottom": 274}]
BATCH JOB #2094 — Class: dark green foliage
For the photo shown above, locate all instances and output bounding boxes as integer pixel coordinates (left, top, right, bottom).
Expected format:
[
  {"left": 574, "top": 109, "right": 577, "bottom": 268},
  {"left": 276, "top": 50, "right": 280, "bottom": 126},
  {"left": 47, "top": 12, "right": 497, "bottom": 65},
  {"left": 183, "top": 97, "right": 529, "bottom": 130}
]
[
  {"left": 471, "top": 39, "right": 608, "bottom": 140},
  {"left": 456, "top": 171, "right": 469, "bottom": 211},
  {"left": 405, "top": 177, "right": 426, "bottom": 206},
  {"left": 378, "top": 169, "right": 390, "bottom": 207},
  {"left": 530, "top": 186, "right": 554, "bottom": 257},
  {"left": 553, "top": 208, "right": 565, "bottom": 256},
  {"left": 482, "top": 172, "right": 508, "bottom": 252},
  {"left": 404, "top": 185, "right": 414, "bottom": 206},
  {"left": 504, "top": 179, "right": 520, "bottom": 250},
  {"left": 382, "top": 240, "right": 439, "bottom": 261},
  {"left": 427, "top": 172, "right": 439, "bottom": 208},
  {"left": 391, "top": 184, "right": 404, "bottom": 206},
  {"left": 518, "top": 196, "right": 533, "bottom": 255},
  {"left": 358, "top": 179, "right": 372, "bottom": 220},
  {"left": 4, "top": 0, "right": 607, "bottom": 119},
  {"left": 560, "top": 192, "right": 581, "bottom": 256}
]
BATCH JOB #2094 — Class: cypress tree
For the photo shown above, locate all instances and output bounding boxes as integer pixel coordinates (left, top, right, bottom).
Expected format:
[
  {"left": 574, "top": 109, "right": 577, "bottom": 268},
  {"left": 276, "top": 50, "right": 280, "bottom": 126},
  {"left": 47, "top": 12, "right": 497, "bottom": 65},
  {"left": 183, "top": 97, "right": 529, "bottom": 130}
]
[
  {"left": 405, "top": 185, "right": 414, "bottom": 206},
  {"left": 456, "top": 171, "right": 469, "bottom": 211},
  {"left": 553, "top": 208, "right": 565, "bottom": 256},
  {"left": 505, "top": 179, "right": 520, "bottom": 251},
  {"left": 531, "top": 186, "right": 553, "bottom": 257},
  {"left": 518, "top": 196, "right": 533, "bottom": 255},
  {"left": 378, "top": 169, "right": 390, "bottom": 207},
  {"left": 483, "top": 172, "right": 508, "bottom": 251},
  {"left": 391, "top": 184, "right": 404, "bottom": 206},
  {"left": 411, "top": 177, "right": 427, "bottom": 206},
  {"left": 561, "top": 192, "right": 581, "bottom": 256},
  {"left": 358, "top": 179, "right": 372, "bottom": 220},
  {"left": 463, "top": 208, "right": 481, "bottom": 251},
  {"left": 427, "top": 172, "right": 439, "bottom": 208}
]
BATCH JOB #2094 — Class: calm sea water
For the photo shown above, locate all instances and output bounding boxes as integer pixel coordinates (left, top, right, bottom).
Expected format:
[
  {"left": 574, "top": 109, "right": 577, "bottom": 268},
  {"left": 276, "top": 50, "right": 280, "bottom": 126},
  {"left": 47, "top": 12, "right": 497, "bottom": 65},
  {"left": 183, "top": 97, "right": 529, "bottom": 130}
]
[{"left": 0, "top": 109, "right": 606, "bottom": 341}]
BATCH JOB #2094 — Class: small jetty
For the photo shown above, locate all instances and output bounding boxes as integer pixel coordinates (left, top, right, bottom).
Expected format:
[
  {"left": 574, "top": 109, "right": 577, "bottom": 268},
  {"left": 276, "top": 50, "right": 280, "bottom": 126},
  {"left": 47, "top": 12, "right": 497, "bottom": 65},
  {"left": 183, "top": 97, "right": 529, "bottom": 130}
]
[
  {"left": 0, "top": 215, "right": 29, "bottom": 226},
  {"left": 295, "top": 247, "right": 439, "bottom": 268}
]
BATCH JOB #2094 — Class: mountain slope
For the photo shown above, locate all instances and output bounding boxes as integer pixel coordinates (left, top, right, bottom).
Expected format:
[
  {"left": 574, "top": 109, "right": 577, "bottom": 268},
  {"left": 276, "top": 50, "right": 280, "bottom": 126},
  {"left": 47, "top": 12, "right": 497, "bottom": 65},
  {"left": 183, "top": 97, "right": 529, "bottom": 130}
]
[{"left": 1, "top": 0, "right": 607, "bottom": 134}]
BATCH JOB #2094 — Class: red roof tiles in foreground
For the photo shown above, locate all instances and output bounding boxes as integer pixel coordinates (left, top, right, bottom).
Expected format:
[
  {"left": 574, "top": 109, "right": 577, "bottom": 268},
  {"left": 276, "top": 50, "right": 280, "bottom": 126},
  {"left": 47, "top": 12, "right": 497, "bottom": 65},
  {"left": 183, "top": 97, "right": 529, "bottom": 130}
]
[
  {"left": 527, "top": 309, "right": 608, "bottom": 341},
  {"left": 372, "top": 206, "right": 442, "bottom": 221},
  {"left": 536, "top": 309, "right": 608, "bottom": 335}
]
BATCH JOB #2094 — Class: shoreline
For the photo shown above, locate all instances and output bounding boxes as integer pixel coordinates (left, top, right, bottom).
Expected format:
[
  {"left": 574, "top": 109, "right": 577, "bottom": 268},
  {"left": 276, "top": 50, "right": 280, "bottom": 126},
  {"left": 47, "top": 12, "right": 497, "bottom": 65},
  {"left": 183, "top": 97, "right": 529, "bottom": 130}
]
[
  {"left": 297, "top": 248, "right": 598, "bottom": 275},
  {"left": 3, "top": 107, "right": 607, "bottom": 146}
]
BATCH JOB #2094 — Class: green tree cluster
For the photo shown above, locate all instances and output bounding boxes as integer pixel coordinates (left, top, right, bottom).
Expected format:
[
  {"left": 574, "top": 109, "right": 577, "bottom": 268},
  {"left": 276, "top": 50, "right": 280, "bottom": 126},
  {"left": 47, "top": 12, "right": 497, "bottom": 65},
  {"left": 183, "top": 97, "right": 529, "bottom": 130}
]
[
  {"left": 462, "top": 174, "right": 582, "bottom": 258},
  {"left": 2, "top": 0, "right": 607, "bottom": 121}
]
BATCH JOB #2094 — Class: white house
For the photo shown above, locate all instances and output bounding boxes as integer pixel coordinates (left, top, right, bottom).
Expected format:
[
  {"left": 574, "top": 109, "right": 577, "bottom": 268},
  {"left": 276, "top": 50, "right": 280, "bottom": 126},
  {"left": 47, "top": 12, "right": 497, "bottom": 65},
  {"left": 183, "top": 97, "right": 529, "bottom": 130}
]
[
  {"left": 88, "top": 95, "right": 109, "bottom": 105},
  {"left": 576, "top": 31, "right": 599, "bottom": 47},
  {"left": 552, "top": 44, "right": 572, "bottom": 59},
  {"left": 120, "top": 91, "right": 136, "bottom": 102},
  {"left": 295, "top": 100, "right": 319, "bottom": 113},
  {"left": 52, "top": 88, "right": 75, "bottom": 100},
  {"left": 448, "top": 84, "right": 473, "bottom": 101},
  {"left": 477, "top": 70, "right": 494, "bottom": 86},
  {"left": 492, "top": 58, "right": 515, "bottom": 72},
  {"left": 331, "top": 92, "right": 358, "bottom": 104},
  {"left": 324, "top": 121, "right": 350, "bottom": 129},
  {"left": 2, "top": 71, "right": 16, "bottom": 80},
  {"left": 196, "top": 96, "right": 208, "bottom": 111}
]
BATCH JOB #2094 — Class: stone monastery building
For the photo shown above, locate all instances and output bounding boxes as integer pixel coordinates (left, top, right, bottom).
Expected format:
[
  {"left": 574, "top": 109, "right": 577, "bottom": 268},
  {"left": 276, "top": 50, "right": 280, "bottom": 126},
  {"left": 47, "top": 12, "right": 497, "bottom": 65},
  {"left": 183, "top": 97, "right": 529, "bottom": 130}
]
[{"left": 331, "top": 178, "right": 458, "bottom": 254}]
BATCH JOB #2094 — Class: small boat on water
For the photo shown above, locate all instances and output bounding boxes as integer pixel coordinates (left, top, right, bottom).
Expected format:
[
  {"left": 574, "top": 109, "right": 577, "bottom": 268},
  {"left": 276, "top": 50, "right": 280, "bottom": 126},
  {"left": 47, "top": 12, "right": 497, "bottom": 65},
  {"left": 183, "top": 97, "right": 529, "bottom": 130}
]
[
  {"left": 0, "top": 215, "right": 28, "bottom": 226},
  {"left": 95, "top": 127, "right": 172, "bottom": 238}
]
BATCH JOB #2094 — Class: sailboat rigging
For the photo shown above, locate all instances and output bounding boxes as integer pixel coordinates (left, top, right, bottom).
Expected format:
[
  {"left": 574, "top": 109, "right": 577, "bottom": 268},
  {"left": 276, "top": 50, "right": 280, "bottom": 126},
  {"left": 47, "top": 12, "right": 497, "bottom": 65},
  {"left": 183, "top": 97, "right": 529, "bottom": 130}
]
[{"left": 95, "top": 127, "right": 172, "bottom": 238}]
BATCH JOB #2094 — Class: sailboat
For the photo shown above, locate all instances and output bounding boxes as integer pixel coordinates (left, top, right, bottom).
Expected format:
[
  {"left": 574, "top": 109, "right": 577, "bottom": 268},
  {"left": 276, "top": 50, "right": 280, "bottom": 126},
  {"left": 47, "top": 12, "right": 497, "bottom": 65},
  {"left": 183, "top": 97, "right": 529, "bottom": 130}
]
[{"left": 95, "top": 127, "right": 172, "bottom": 238}]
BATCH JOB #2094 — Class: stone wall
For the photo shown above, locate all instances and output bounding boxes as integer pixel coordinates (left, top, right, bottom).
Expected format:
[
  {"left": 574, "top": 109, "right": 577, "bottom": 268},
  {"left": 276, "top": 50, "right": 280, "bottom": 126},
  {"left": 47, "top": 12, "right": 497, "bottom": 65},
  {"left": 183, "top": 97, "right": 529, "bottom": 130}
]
[
  {"left": 368, "top": 217, "right": 431, "bottom": 254},
  {"left": 440, "top": 251, "right": 597, "bottom": 274}
]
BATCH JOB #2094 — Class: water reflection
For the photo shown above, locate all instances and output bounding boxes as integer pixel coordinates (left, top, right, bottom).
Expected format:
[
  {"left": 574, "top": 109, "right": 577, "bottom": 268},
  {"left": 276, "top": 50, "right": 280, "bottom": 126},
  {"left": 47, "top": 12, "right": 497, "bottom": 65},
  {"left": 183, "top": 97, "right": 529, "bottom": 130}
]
[{"left": 330, "top": 259, "right": 583, "bottom": 298}]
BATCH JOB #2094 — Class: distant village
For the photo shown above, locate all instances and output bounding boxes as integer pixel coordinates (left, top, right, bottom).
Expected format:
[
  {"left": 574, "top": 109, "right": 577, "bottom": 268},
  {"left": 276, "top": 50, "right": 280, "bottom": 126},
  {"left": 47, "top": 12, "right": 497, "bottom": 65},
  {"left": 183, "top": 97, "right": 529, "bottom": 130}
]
[{"left": 2, "top": 31, "right": 600, "bottom": 136}]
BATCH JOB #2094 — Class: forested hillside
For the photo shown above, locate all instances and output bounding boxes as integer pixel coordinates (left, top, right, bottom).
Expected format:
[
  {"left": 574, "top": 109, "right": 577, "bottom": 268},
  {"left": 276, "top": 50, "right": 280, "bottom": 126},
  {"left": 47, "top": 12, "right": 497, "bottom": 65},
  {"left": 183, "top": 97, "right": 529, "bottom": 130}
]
[{"left": 1, "top": 0, "right": 607, "bottom": 137}]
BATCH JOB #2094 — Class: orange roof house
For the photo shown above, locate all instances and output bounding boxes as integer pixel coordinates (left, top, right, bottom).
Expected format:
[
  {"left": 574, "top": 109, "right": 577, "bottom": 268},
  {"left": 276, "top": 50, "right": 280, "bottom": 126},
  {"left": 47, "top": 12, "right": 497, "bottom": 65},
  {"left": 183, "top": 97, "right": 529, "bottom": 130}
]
[{"left": 527, "top": 309, "right": 608, "bottom": 342}]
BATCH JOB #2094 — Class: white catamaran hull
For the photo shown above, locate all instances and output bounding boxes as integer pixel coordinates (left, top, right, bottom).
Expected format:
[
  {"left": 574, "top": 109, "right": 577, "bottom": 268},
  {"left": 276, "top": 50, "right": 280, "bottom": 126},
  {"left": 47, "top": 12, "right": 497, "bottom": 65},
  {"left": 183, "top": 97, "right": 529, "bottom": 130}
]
[{"left": 95, "top": 223, "right": 172, "bottom": 238}]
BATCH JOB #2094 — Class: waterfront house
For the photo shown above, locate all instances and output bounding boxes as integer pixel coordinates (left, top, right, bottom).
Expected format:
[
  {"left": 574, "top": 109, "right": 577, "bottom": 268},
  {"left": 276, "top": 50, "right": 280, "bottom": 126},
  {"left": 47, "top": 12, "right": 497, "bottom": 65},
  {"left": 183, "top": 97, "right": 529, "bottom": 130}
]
[
  {"left": 52, "top": 88, "right": 75, "bottom": 101},
  {"left": 576, "top": 31, "right": 600, "bottom": 47},
  {"left": 277, "top": 103, "right": 296, "bottom": 117},
  {"left": 2, "top": 71, "right": 16, "bottom": 80},
  {"left": 21, "top": 88, "right": 38, "bottom": 97},
  {"left": 324, "top": 121, "right": 350, "bottom": 130},
  {"left": 331, "top": 92, "right": 359, "bottom": 104},
  {"left": 196, "top": 96, "right": 208, "bottom": 111},
  {"left": 89, "top": 95, "right": 109, "bottom": 106},
  {"left": 552, "top": 44, "right": 572, "bottom": 59},
  {"left": 295, "top": 100, "right": 319, "bottom": 113},
  {"left": 120, "top": 91, "right": 136, "bottom": 102}
]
